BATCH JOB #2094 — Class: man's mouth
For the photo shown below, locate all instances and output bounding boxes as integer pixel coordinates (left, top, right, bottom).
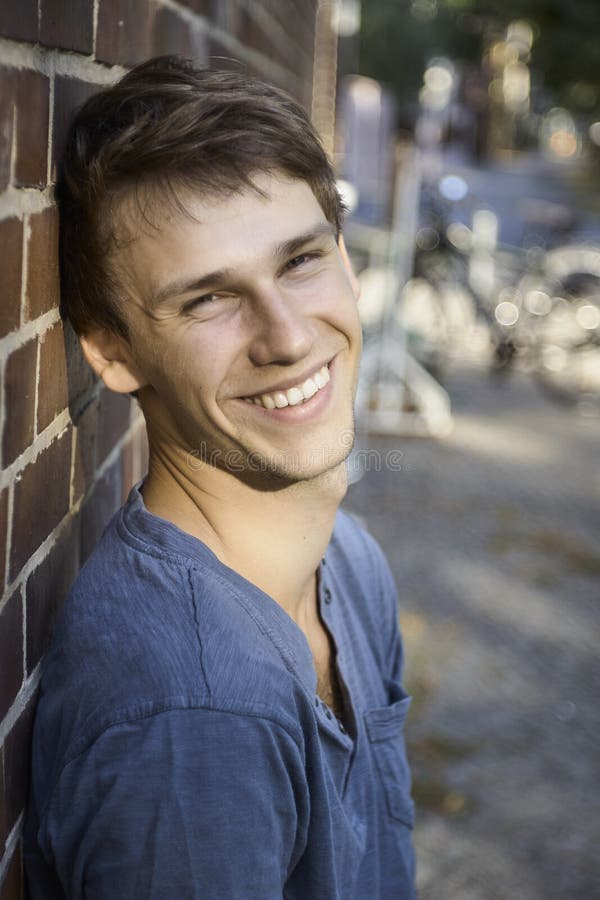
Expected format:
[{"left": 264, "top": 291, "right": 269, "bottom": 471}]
[{"left": 242, "top": 364, "right": 331, "bottom": 410}]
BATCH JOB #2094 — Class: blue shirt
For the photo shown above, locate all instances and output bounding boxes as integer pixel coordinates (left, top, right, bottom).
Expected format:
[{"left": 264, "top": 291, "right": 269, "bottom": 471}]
[{"left": 25, "top": 485, "right": 416, "bottom": 899}]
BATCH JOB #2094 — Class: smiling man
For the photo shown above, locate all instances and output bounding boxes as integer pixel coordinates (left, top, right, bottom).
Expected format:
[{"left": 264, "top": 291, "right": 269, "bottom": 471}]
[{"left": 24, "top": 57, "right": 416, "bottom": 899}]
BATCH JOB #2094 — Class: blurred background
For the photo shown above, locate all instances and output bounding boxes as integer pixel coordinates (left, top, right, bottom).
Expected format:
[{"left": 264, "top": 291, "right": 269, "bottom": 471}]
[{"left": 328, "top": 2, "right": 600, "bottom": 897}]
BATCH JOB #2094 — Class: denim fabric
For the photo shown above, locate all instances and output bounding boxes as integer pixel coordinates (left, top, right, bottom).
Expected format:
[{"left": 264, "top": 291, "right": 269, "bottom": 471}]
[{"left": 25, "top": 484, "right": 416, "bottom": 899}]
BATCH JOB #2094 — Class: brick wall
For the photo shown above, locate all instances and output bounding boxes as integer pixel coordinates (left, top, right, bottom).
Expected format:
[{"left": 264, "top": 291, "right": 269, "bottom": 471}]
[{"left": 0, "top": 1, "right": 330, "bottom": 896}]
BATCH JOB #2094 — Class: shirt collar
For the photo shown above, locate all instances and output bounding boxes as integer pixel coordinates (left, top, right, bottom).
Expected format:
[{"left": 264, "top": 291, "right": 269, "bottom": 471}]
[{"left": 120, "top": 482, "right": 318, "bottom": 696}]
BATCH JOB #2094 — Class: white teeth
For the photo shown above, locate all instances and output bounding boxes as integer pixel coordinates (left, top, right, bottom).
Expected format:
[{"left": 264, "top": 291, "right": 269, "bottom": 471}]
[
  {"left": 261, "top": 394, "right": 276, "bottom": 410},
  {"left": 301, "top": 377, "right": 318, "bottom": 400},
  {"left": 314, "top": 366, "right": 329, "bottom": 389},
  {"left": 245, "top": 364, "right": 330, "bottom": 409},
  {"left": 287, "top": 387, "right": 304, "bottom": 406}
]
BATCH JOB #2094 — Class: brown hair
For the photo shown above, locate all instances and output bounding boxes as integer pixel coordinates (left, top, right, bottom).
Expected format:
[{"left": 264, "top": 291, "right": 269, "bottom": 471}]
[{"left": 58, "top": 55, "right": 344, "bottom": 339}]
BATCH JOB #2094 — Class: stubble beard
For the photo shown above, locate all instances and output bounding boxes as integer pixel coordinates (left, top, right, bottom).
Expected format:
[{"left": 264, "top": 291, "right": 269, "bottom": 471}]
[{"left": 215, "top": 409, "right": 357, "bottom": 491}]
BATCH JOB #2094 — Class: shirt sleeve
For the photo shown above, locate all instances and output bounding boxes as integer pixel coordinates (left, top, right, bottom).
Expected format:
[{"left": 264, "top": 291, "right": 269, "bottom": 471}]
[{"left": 42, "top": 707, "right": 309, "bottom": 900}]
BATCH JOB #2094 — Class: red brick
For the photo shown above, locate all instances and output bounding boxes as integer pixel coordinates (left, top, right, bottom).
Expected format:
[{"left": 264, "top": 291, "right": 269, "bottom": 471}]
[
  {"left": 2, "top": 338, "right": 38, "bottom": 468},
  {"left": 223, "top": 0, "right": 244, "bottom": 32},
  {"left": 72, "top": 396, "right": 98, "bottom": 503},
  {"left": 209, "top": 0, "right": 234, "bottom": 29},
  {"left": 238, "top": 7, "right": 269, "bottom": 58},
  {"left": 37, "top": 322, "right": 69, "bottom": 432},
  {"left": 39, "top": 0, "right": 94, "bottom": 54},
  {"left": 80, "top": 459, "right": 122, "bottom": 563},
  {"left": 232, "top": 4, "right": 251, "bottom": 42},
  {"left": 96, "top": 0, "right": 155, "bottom": 67},
  {"left": 0, "top": 218, "right": 23, "bottom": 339},
  {"left": 207, "top": 35, "right": 245, "bottom": 70},
  {"left": 26, "top": 517, "right": 79, "bottom": 674},
  {"left": 152, "top": 6, "right": 208, "bottom": 59},
  {"left": 271, "top": 0, "right": 311, "bottom": 42},
  {"left": 0, "top": 747, "right": 7, "bottom": 852},
  {"left": 136, "top": 421, "right": 149, "bottom": 478},
  {"left": 52, "top": 77, "right": 99, "bottom": 178},
  {"left": 119, "top": 423, "right": 148, "bottom": 502},
  {"left": 0, "top": 841, "right": 22, "bottom": 900},
  {"left": 10, "top": 429, "right": 72, "bottom": 581},
  {"left": 96, "top": 388, "right": 131, "bottom": 466},
  {"left": 175, "top": 0, "right": 213, "bottom": 16},
  {"left": 62, "top": 320, "right": 98, "bottom": 420},
  {"left": 0, "top": 488, "right": 7, "bottom": 591},
  {"left": 4, "top": 702, "right": 34, "bottom": 839},
  {"left": 14, "top": 70, "right": 50, "bottom": 189},
  {"left": 25, "top": 207, "right": 60, "bottom": 320},
  {"left": 0, "top": 0, "right": 38, "bottom": 42},
  {"left": 120, "top": 437, "right": 134, "bottom": 504},
  {"left": 14, "top": 70, "right": 50, "bottom": 187},
  {"left": 0, "top": 67, "right": 15, "bottom": 191},
  {"left": 0, "top": 589, "right": 24, "bottom": 721}
]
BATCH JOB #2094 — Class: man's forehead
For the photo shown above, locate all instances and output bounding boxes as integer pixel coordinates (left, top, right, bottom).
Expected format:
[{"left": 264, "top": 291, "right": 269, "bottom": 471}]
[
  {"left": 108, "top": 173, "right": 335, "bottom": 304},
  {"left": 109, "top": 180, "right": 224, "bottom": 248},
  {"left": 111, "top": 171, "right": 322, "bottom": 248}
]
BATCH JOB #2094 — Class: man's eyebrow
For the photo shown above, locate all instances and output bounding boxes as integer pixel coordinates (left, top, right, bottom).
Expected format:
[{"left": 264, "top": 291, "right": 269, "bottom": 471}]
[
  {"left": 274, "top": 222, "right": 337, "bottom": 260},
  {"left": 148, "top": 267, "right": 234, "bottom": 308},
  {"left": 147, "top": 222, "right": 337, "bottom": 308}
]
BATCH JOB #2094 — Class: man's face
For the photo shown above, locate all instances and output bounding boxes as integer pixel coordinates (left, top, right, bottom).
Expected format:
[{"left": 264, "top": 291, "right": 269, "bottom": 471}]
[{"left": 115, "top": 172, "right": 362, "bottom": 486}]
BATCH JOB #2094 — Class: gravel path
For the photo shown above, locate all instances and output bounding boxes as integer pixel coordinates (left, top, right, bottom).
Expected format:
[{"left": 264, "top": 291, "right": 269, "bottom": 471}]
[{"left": 345, "top": 362, "right": 600, "bottom": 900}]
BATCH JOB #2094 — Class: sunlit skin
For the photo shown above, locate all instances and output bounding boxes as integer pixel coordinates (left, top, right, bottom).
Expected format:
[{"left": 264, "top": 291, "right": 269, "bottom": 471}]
[{"left": 81, "top": 173, "right": 362, "bottom": 639}]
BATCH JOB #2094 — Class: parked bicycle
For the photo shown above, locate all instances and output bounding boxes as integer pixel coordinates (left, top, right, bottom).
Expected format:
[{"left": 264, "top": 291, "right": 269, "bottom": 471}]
[{"left": 405, "top": 176, "right": 600, "bottom": 406}]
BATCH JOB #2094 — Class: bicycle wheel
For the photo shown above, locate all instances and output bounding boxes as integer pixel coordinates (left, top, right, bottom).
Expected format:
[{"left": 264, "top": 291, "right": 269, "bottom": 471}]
[{"left": 531, "top": 281, "right": 600, "bottom": 404}]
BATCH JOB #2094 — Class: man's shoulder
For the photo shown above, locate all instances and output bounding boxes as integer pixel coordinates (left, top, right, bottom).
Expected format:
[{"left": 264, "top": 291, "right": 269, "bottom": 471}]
[
  {"left": 52, "top": 500, "right": 199, "bottom": 692},
  {"left": 39, "top": 497, "right": 310, "bottom": 774},
  {"left": 328, "top": 508, "right": 399, "bottom": 655},
  {"left": 329, "top": 508, "right": 393, "bottom": 591}
]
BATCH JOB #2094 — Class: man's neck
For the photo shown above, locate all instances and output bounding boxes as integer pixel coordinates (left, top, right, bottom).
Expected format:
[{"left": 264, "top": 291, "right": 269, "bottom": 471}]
[{"left": 140, "top": 441, "right": 348, "bottom": 625}]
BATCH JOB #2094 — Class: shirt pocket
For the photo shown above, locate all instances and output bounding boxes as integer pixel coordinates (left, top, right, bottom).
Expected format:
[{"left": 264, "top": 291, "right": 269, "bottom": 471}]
[{"left": 364, "top": 682, "right": 415, "bottom": 828}]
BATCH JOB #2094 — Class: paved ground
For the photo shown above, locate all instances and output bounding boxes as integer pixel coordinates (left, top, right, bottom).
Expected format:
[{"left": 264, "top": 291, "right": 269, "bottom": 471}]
[{"left": 344, "top": 361, "right": 600, "bottom": 900}]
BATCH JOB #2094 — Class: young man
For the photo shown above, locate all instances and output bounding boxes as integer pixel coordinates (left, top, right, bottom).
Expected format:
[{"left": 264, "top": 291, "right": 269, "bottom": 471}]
[{"left": 25, "top": 56, "right": 416, "bottom": 899}]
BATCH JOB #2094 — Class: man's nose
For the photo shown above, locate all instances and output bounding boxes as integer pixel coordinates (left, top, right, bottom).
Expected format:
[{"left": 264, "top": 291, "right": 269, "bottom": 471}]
[{"left": 247, "top": 286, "right": 315, "bottom": 367}]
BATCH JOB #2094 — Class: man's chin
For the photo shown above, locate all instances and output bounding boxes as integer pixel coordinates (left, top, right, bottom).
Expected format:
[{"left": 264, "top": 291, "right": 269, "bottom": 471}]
[{"left": 230, "top": 442, "right": 354, "bottom": 491}]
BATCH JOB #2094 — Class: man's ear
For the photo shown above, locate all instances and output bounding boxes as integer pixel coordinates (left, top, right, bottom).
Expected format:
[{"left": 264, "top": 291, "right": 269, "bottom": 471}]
[
  {"left": 79, "top": 329, "right": 148, "bottom": 394},
  {"left": 338, "top": 234, "right": 360, "bottom": 300}
]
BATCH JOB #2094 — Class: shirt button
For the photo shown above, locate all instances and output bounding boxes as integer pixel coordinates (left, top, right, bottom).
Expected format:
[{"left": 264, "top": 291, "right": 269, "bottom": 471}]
[
  {"left": 323, "top": 587, "right": 332, "bottom": 604},
  {"left": 325, "top": 707, "right": 333, "bottom": 720},
  {"left": 315, "top": 696, "right": 320, "bottom": 707},
  {"left": 338, "top": 720, "right": 346, "bottom": 733}
]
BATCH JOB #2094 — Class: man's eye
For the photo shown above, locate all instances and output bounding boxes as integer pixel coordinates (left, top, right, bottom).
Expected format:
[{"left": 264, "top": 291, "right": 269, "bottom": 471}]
[
  {"left": 286, "top": 252, "right": 319, "bottom": 270},
  {"left": 183, "top": 293, "right": 218, "bottom": 311}
]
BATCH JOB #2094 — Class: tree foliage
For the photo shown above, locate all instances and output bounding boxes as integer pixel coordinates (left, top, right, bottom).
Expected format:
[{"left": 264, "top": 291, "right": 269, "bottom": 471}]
[{"left": 358, "top": 0, "right": 600, "bottom": 116}]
